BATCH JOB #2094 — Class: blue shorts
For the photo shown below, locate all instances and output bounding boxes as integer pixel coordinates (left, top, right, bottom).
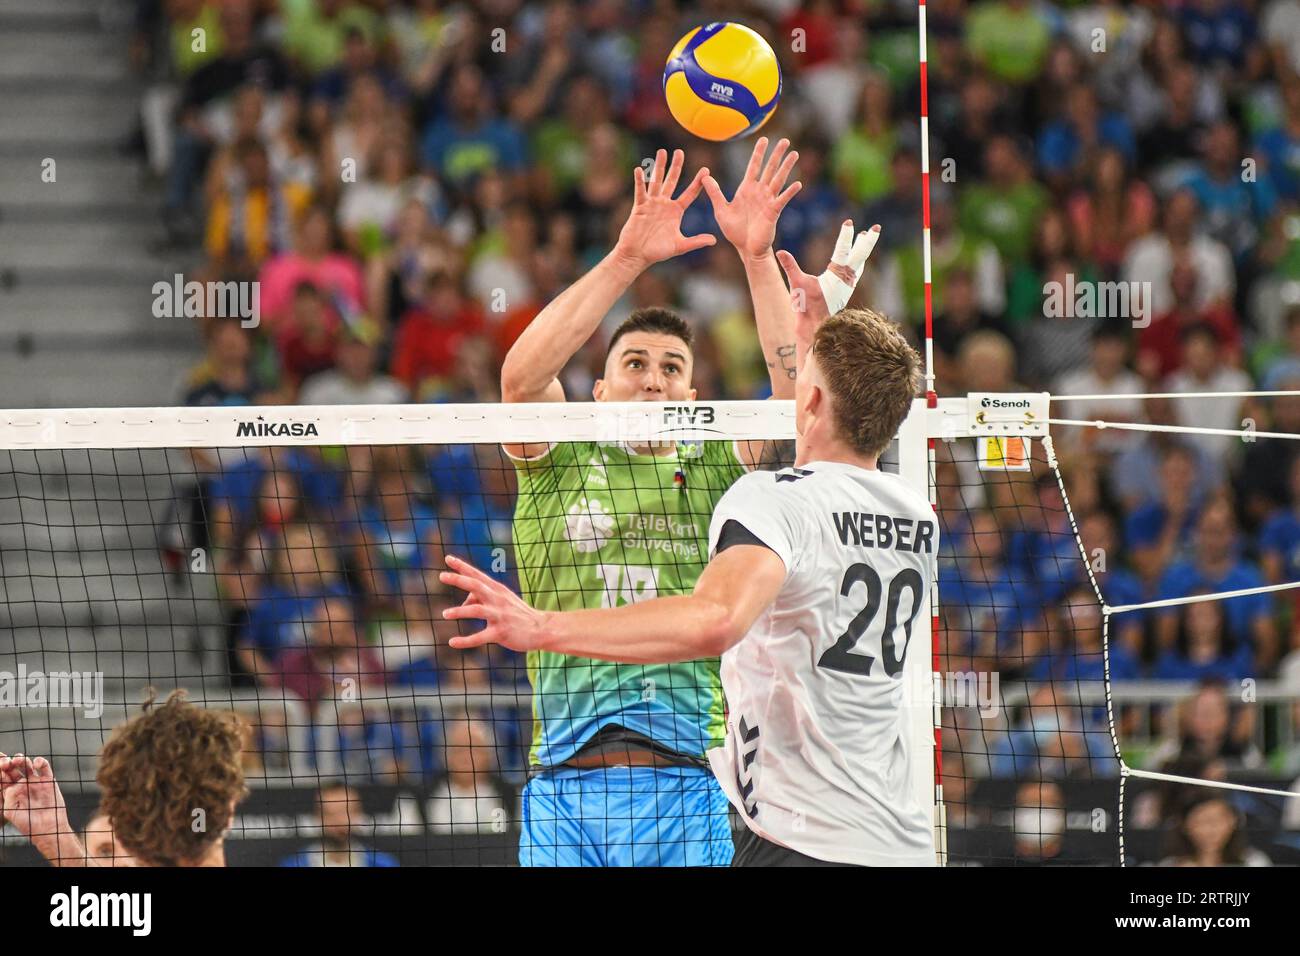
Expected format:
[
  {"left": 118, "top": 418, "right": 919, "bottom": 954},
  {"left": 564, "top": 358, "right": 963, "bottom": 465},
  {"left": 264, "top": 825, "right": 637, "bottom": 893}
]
[{"left": 519, "top": 765, "right": 734, "bottom": 867}]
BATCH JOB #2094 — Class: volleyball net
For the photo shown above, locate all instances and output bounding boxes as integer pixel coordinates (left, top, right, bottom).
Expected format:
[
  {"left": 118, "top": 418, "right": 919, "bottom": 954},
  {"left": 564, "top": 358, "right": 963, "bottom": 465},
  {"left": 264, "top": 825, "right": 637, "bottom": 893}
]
[{"left": 0, "top": 395, "right": 1296, "bottom": 866}]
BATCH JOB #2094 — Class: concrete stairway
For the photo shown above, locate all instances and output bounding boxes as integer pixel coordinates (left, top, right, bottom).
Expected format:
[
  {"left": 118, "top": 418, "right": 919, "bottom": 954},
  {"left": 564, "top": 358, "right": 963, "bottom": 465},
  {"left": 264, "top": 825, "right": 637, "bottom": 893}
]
[
  {"left": 0, "top": 0, "right": 202, "bottom": 409},
  {"left": 0, "top": 3, "right": 224, "bottom": 717}
]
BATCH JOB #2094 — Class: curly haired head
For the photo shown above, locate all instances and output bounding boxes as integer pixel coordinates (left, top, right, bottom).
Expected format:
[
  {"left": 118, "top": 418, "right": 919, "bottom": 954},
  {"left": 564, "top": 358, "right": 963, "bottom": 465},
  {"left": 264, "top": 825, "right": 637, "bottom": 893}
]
[{"left": 96, "top": 690, "right": 247, "bottom": 867}]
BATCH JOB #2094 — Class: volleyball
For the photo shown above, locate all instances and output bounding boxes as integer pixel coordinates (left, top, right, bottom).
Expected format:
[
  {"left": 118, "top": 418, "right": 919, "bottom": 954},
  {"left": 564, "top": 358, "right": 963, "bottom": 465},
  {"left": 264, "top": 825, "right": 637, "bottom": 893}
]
[{"left": 663, "top": 22, "right": 782, "bottom": 142}]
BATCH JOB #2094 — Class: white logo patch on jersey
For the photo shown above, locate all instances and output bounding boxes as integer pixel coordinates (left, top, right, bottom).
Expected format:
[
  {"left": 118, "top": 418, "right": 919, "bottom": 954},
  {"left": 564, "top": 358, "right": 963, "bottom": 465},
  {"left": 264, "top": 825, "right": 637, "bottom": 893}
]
[
  {"left": 564, "top": 497, "right": 615, "bottom": 553},
  {"left": 585, "top": 454, "right": 608, "bottom": 485}
]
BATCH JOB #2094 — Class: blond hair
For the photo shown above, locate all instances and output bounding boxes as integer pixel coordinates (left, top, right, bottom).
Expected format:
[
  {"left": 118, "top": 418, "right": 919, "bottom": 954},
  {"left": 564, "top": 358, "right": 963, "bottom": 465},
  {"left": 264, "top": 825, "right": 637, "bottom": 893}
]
[{"left": 810, "top": 309, "right": 921, "bottom": 457}]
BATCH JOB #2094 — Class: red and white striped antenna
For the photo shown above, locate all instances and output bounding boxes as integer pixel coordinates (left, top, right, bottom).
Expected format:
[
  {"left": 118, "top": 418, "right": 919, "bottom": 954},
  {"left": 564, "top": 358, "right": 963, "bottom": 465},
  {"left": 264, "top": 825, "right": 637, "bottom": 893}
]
[
  {"left": 916, "top": 0, "right": 945, "bottom": 867},
  {"left": 918, "top": 0, "right": 935, "bottom": 398}
]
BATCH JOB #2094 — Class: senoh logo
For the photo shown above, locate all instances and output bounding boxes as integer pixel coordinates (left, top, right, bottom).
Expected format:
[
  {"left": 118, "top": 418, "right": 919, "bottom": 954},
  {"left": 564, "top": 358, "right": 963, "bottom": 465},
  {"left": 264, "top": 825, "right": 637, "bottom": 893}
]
[
  {"left": 980, "top": 398, "right": 1031, "bottom": 410},
  {"left": 236, "top": 416, "right": 320, "bottom": 439}
]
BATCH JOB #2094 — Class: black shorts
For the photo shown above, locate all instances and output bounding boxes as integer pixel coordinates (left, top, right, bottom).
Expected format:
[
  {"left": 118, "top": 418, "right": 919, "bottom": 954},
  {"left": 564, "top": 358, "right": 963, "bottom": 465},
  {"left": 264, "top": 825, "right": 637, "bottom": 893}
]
[{"left": 730, "top": 824, "right": 861, "bottom": 867}]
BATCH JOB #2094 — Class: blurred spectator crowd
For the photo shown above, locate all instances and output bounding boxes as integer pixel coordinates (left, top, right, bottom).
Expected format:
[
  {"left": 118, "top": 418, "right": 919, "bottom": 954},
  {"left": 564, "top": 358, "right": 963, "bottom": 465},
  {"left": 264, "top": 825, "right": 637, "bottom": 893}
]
[{"left": 122, "top": 0, "right": 1300, "bottom": 857}]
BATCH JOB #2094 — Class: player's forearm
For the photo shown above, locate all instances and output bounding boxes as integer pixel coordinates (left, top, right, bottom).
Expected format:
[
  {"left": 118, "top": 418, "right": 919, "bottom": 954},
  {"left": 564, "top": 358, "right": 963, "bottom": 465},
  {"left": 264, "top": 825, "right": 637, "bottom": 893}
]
[
  {"left": 743, "top": 251, "right": 799, "bottom": 398},
  {"left": 794, "top": 306, "right": 828, "bottom": 374},
  {"left": 541, "top": 595, "right": 735, "bottom": 663},
  {"left": 33, "top": 826, "right": 97, "bottom": 867},
  {"left": 500, "top": 250, "right": 644, "bottom": 401}
]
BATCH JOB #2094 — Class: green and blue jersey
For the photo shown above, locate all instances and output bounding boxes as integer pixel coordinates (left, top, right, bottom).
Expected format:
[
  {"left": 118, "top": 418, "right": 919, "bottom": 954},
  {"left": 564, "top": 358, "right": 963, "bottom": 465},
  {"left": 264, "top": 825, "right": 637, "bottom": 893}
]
[{"left": 510, "top": 439, "right": 746, "bottom": 767}]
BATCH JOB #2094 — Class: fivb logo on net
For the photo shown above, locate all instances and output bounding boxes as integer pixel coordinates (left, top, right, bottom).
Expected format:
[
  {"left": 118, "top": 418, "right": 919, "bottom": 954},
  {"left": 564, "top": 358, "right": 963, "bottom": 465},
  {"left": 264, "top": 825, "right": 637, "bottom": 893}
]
[
  {"left": 152, "top": 274, "right": 260, "bottom": 328},
  {"left": 1041, "top": 273, "right": 1152, "bottom": 328},
  {"left": 0, "top": 665, "right": 103, "bottom": 719},
  {"left": 595, "top": 404, "right": 713, "bottom": 455}
]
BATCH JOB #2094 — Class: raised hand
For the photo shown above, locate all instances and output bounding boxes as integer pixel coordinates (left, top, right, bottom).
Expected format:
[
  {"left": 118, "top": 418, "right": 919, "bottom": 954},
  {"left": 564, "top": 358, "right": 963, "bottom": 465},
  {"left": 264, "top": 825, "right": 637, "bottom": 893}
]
[
  {"left": 0, "top": 753, "right": 70, "bottom": 845},
  {"left": 613, "top": 148, "right": 715, "bottom": 270},
  {"left": 439, "top": 555, "right": 550, "bottom": 653},
  {"left": 703, "top": 136, "right": 802, "bottom": 262},
  {"left": 775, "top": 220, "right": 882, "bottom": 325}
]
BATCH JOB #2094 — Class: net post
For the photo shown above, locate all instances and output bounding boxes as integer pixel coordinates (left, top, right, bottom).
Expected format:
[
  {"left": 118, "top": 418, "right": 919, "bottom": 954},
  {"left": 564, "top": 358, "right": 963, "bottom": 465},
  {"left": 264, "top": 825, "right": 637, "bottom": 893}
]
[
  {"left": 916, "top": 0, "right": 943, "bottom": 866},
  {"left": 917, "top": 0, "right": 935, "bottom": 397},
  {"left": 903, "top": 393, "right": 944, "bottom": 865},
  {"left": 926, "top": 390, "right": 945, "bottom": 866}
]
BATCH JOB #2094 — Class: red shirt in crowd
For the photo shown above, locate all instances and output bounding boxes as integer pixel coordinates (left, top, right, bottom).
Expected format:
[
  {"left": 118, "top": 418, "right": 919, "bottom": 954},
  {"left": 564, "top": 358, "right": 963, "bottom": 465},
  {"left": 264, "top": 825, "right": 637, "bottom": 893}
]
[
  {"left": 1138, "top": 305, "right": 1241, "bottom": 380},
  {"left": 277, "top": 325, "right": 338, "bottom": 385},
  {"left": 390, "top": 304, "right": 485, "bottom": 391},
  {"left": 270, "top": 645, "right": 386, "bottom": 711}
]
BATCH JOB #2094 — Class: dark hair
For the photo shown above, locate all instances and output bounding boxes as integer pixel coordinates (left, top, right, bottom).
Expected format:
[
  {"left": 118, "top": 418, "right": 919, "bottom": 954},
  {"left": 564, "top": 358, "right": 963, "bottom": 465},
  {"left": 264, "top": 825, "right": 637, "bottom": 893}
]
[
  {"left": 1173, "top": 592, "right": 1236, "bottom": 660},
  {"left": 605, "top": 307, "right": 694, "bottom": 362},
  {"left": 1151, "top": 755, "right": 1217, "bottom": 823},
  {"left": 1179, "top": 321, "right": 1219, "bottom": 346},
  {"left": 1163, "top": 791, "right": 1251, "bottom": 865},
  {"left": 1090, "top": 324, "right": 1129, "bottom": 345}
]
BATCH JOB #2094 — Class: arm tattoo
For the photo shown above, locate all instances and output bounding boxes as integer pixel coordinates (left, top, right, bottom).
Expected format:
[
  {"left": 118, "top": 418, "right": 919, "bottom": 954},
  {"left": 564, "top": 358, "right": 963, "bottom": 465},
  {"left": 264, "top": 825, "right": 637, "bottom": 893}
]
[{"left": 766, "top": 343, "right": 797, "bottom": 380}]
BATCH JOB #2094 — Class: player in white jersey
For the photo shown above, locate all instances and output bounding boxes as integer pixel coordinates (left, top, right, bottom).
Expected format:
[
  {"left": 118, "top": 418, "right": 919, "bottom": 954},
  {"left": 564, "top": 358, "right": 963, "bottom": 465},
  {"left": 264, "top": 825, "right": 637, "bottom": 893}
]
[
  {"left": 439, "top": 253, "right": 934, "bottom": 866},
  {"left": 699, "top": 456, "right": 936, "bottom": 865}
]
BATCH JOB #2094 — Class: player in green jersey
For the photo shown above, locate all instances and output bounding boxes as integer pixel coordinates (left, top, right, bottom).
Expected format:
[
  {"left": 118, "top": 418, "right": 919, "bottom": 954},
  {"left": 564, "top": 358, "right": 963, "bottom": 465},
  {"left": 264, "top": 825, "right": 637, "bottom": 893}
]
[{"left": 495, "top": 139, "right": 877, "bottom": 865}]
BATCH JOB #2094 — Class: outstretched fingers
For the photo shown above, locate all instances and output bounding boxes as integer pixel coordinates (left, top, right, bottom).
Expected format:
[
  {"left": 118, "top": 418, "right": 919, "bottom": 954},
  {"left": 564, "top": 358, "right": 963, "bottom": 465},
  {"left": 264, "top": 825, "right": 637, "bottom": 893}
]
[
  {"left": 847, "top": 224, "right": 882, "bottom": 269},
  {"left": 775, "top": 180, "right": 802, "bottom": 210},
  {"left": 442, "top": 601, "right": 490, "bottom": 623},
  {"left": 701, "top": 172, "right": 727, "bottom": 206},
  {"left": 648, "top": 148, "right": 668, "bottom": 196},
  {"left": 632, "top": 163, "right": 647, "bottom": 206},
  {"left": 443, "top": 554, "right": 499, "bottom": 589},
  {"left": 680, "top": 231, "right": 717, "bottom": 253},
  {"left": 775, "top": 249, "right": 808, "bottom": 283},
  {"left": 760, "top": 138, "right": 791, "bottom": 186},
  {"left": 438, "top": 571, "right": 489, "bottom": 602},
  {"left": 768, "top": 147, "right": 799, "bottom": 192},
  {"left": 448, "top": 628, "right": 498, "bottom": 650},
  {"left": 662, "top": 148, "right": 685, "bottom": 196},
  {"left": 831, "top": 219, "right": 855, "bottom": 263},
  {"left": 677, "top": 165, "right": 711, "bottom": 207},
  {"left": 742, "top": 136, "right": 769, "bottom": 183}
]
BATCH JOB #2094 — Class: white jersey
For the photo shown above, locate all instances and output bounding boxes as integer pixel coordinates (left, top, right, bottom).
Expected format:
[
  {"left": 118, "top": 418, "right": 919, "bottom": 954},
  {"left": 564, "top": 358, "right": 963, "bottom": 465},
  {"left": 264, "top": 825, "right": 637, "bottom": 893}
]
[{"left": 705, "top": 460, "right": 938, "bottom": 866}]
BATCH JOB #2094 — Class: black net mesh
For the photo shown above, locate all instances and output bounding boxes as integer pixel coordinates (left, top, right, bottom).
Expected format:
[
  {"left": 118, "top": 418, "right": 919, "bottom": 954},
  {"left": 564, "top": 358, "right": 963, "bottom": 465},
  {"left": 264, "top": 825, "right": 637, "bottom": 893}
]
[
  {"left": 934, "top": 435, "right": 1123, "bottom": 865},
  {"left": 0, "top": 433, "right": 803, "bottom": 867}
]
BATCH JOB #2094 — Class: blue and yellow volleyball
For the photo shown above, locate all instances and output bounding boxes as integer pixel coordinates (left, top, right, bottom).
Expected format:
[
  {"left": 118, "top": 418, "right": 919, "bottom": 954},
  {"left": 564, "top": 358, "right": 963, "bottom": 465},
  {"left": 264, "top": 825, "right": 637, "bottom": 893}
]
[{"left": 663, "top": 22, "right": 782, "bottom": 142}]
